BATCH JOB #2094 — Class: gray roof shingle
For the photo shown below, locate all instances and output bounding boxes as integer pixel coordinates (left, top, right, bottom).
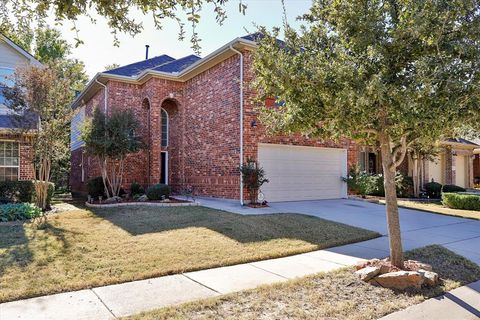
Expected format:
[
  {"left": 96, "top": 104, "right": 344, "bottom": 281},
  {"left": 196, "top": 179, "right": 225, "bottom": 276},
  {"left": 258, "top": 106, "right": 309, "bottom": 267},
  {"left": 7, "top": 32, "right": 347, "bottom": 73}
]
[{"left": 104, "top": 55, "right": 175, "bottom": 77}]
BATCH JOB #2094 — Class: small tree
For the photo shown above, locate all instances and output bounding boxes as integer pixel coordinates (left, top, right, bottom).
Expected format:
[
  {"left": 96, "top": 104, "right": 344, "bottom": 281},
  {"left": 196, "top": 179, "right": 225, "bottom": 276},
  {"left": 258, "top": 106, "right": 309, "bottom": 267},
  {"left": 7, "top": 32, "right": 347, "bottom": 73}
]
[
  {"left": 2, "top": 63, "right": 73, "bottom": 210},
  {"left": 240, "top": 158, "right": 269, "bottom": 204},
  {"left": 253, "top": 1, "right": 480, "bottom": 267},
  {"left": 82, "top": 108, "right": 144, "bottom": 198}
]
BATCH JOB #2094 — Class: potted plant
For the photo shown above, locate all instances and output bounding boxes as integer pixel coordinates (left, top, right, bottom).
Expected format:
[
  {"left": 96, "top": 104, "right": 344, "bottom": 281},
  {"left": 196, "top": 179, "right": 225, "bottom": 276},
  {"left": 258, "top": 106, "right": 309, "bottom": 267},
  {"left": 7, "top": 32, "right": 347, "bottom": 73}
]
[{"left": 240, "top": 158, "right": 269, "bottom": 206}]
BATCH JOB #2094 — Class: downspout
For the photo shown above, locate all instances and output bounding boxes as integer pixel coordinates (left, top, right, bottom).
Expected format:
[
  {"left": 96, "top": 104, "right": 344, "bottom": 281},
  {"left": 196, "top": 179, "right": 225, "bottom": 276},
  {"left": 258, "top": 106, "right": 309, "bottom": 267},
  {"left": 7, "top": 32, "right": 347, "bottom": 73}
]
[
  {"left": 95, "top": 78, "right": 108, "bottom": 114},
  {"left": 230, "top": 45, "right": 244, "bottom": 205}
]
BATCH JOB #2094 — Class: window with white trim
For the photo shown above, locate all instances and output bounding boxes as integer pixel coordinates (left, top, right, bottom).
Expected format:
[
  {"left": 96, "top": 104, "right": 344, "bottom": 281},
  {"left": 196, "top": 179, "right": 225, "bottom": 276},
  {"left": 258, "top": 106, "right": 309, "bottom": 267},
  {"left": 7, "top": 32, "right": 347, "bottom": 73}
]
[
  {"left": 0, "top": 67, "right": 14, "bottom": 106},
  {"left": 161, "top": 109, "right": 168, "bottom": 147},
  {"left": 0, "top": 141, "right": 19, "bottom": 181}
]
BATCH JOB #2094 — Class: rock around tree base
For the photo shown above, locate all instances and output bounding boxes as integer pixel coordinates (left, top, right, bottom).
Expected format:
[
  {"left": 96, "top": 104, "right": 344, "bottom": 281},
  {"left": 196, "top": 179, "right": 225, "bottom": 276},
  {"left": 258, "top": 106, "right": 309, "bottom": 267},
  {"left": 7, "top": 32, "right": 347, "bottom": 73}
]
[{"left": 354, "top": 258, "right": 439, "bottom": 290}]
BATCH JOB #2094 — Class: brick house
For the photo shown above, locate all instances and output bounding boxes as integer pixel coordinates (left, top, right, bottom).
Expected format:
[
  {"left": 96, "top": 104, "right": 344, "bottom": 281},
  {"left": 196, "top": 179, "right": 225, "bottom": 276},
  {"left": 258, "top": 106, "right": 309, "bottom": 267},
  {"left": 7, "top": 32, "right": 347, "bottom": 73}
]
[
  {"left": 70, "top": 35, "right": 357, "bottom": 202},
  {"left": 70, "top": 35, "right": 476, "bottom": 202},
  {"left": 0, "top": 33, "right": 38, "bottom": 182},
  {"left": 359, "top": 138, "right": 478, "bottom": 189}
]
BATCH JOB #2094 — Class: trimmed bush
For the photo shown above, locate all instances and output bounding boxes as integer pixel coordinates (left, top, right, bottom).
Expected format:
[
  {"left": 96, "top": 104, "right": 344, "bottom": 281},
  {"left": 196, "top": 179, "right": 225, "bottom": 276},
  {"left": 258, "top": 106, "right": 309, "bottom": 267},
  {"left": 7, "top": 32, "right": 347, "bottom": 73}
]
[
  {"left": 442, "top": 184, "right": 466, "bottom": 193},
  {"left": 346, "top": 170, "right": 413, "bottom": 198},
  {"left": 425, "top": 181, "right": 442, "bottom": 199},
  {"left": 0, "top": 180, "right": 35, "bottom": 203},
  {"left": 0, "top": 203, "right": 43, "bottom": 222},
  {"left": 130, "top": 182, "right": 144, "bottom": 196},
  {"left": 146, "top": 184, "right": 171, "bottom": 200},
  {"left": 87, "top": 177, "right": 105, "bottom": 199},
  {"left": 442, "top": 193, "right": 480, "bottom": 211}
]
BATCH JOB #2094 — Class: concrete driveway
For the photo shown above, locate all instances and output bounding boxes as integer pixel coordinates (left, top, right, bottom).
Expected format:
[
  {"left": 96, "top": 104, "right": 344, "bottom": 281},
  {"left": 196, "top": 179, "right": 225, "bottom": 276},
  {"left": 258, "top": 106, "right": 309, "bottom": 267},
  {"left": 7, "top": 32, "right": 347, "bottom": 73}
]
[{"left": 196, "top": 197, "right": 480, "bottom": 265}]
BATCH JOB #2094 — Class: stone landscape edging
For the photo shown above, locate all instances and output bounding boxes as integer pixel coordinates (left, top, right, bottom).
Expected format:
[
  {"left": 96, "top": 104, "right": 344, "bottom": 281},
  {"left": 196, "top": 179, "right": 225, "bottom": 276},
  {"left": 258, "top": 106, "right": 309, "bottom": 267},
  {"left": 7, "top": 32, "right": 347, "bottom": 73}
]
[{"left": 85, "top": 200, "right": 199, "bottom": 208}]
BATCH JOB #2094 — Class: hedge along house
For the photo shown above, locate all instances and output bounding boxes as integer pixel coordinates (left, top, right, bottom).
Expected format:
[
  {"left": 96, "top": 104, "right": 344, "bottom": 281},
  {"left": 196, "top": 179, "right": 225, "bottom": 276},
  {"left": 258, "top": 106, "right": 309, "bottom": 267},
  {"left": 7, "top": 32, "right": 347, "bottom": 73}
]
[
  {"left": 0, "top": 33, "right": 40, "bottom": 182},
  {"left": 70, "top": 35, "right": 358, "bottom": 203}
]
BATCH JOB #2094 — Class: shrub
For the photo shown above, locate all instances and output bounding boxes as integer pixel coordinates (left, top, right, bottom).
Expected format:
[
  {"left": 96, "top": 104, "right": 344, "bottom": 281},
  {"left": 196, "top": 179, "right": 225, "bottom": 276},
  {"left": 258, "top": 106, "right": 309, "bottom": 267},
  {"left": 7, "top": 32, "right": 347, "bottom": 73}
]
[
  {"left": 0, "top": 180, "right": 35, "bottom": 203},
  {"left": 87, "top": 177, "right": 106, "bottom": 199},
  {"left": 425, "top": 181, "right": 442, "bottom": 198},
  {"left": 240, "top": 158, "right": 269, "bottom": 204},
  {"left": 346, "top": 170, "right": 413, "bottom": 198},
  {"left": 146, "top": 184, "right": 171, "bottom": 200},
  {"left": 442, "top": 193, "right": 480, "bottom": 211},
  {"left": 130, "top": 182, "right": 144, "bottom": 196},
  {"left": 0, "top": 203, "right": 43, "bottom": 222},
  {"left": 442, "top": 184, "right": 466, "bottom": 193}
]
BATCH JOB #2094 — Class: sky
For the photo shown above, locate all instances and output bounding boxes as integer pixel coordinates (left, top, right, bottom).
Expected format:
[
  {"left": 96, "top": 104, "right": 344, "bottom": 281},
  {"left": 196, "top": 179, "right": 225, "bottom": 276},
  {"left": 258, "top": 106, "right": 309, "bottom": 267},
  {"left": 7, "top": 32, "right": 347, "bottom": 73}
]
[{"left": 51, "top": 0, "right": 313, "bottom": 78}]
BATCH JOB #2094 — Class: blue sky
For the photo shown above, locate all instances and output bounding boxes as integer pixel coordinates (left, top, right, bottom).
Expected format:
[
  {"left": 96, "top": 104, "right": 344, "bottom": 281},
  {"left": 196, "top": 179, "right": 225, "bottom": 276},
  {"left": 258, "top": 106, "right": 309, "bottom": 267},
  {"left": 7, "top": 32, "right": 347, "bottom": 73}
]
[{"left": 52, "top": 0, "right": 312, "bottom": 77}]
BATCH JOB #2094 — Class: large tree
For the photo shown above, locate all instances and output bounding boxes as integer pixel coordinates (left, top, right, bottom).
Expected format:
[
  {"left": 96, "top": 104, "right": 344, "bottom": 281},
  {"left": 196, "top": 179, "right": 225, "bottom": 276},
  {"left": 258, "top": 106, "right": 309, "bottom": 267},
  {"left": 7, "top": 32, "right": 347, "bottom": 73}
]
[
  {"left": 3, "top": 63, "right": 74, "bottom": 210},
  {"left": 253, "top": 0, "right": 480, "bottom": 267},
  {"left": 0, "top": 0, "right": 246, "bottom": 52}
]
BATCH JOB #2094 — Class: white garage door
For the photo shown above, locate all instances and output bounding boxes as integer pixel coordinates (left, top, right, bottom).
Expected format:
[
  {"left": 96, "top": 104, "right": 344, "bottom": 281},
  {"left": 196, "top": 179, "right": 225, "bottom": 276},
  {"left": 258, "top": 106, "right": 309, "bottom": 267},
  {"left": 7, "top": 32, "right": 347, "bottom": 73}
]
[{"left": 258, "top": 143, "right": 347, "bottom": 202}]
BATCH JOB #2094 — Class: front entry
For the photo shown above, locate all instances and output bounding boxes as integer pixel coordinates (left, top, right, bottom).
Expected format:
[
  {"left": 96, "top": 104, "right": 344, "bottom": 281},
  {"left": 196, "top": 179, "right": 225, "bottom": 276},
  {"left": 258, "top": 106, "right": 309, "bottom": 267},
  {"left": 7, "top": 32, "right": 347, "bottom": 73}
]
[{"left": 160, "top": 152, "right": 168, "bottom": 184}]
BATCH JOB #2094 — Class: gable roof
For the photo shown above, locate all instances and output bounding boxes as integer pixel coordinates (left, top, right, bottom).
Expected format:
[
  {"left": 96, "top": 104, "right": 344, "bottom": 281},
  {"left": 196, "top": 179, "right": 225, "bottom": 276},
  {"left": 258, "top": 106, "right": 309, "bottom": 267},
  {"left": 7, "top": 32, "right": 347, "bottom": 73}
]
[
  {"left": 71, "top": 35, "right": 258, "bottom": 109},
  {"left": 0, "top": 33, "right": 42, "bottom": 66},
  {"left": 104, "top": 54, "right": 175, "bottom": 77}
]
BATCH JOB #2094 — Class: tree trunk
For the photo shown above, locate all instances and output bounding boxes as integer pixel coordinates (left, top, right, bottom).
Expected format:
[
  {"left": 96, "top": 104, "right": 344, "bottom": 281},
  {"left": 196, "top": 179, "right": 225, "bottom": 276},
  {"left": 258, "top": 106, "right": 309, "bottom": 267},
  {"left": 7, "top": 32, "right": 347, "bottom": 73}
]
[
  {"left": 379, "top": 134, "right": 404, "bottom": 268},
  {"left": 412, "top": 154, "right": 419, "bottom": 198}
]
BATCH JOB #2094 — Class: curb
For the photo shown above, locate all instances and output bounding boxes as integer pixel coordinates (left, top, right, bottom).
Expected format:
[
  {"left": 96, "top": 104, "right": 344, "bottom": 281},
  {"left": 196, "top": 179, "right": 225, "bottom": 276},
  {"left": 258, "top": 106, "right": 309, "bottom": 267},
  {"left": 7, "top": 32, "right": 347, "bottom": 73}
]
[{"left": 85, "top": 200, "right": 200, "bottom": 208}]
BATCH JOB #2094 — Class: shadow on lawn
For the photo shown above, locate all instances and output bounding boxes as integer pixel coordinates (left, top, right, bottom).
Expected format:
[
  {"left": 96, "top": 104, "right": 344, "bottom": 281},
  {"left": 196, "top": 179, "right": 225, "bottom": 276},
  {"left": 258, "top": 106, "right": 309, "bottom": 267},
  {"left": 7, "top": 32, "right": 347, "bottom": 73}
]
[
  {"left": 90, "top": 205, "right": 379, "bottom": 245},
  {"left": 0, "top": 221, "right": 71, "bottom": 277}
]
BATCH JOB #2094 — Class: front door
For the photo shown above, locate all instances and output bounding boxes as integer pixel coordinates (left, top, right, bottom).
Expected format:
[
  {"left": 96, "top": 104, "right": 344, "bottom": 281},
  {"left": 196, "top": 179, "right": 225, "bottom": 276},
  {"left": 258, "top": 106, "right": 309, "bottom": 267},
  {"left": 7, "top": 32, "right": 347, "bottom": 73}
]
[{"left": 160, "top": 152, "right": 168, "bottom": 184}]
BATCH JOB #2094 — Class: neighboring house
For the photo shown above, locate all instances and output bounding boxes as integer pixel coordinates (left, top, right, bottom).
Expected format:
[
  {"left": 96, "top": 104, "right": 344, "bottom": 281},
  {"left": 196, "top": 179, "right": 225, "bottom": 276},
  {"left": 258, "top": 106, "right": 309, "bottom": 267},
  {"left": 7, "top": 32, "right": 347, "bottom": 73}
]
[
  {"left": 70, "top": 34, "right": 476, "bottom": 203},
  {"left": 0, "top": 33, "right": 39, "bottom": 182},
  {"left": 359, "top": 138, "right": 479, "bottom": 189}
]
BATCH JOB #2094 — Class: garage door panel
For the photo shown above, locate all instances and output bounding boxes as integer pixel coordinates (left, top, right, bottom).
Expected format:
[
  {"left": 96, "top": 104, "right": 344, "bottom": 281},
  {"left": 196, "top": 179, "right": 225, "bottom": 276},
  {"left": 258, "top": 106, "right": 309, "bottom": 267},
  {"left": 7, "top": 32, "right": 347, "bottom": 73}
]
[{"left": 258, "top": 144, "right": 347, "bottom": 202}]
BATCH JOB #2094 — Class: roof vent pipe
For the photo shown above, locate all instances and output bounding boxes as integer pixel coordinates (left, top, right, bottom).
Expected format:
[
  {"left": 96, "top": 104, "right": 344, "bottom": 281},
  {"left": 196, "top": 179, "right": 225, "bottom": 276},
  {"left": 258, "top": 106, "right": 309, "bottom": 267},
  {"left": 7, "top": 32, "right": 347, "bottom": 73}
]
[{"left": 145, "top": 45, "right": 150, "bottom": 60}]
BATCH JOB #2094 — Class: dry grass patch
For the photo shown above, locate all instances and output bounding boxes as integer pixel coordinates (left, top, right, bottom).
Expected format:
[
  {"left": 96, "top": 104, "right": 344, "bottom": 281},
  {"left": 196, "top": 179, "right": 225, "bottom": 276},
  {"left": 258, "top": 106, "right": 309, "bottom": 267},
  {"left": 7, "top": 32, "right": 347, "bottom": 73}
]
[
  {"left": 0, "top": 203, "right": 378, "bottom": 302},
  {"left": 395, "top": 200, "right": 479, "bottom": 220},
  {"left": 125, "top": 245, "right": 480, "bottom": 320}
]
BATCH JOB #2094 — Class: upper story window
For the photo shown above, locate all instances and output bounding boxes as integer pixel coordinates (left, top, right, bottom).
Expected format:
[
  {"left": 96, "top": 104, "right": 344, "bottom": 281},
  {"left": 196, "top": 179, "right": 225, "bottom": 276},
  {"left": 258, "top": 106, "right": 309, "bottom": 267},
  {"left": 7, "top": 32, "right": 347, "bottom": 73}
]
[
  {"left": 0, "top": 141, "right": 19, "bottom": 181},
  {"left": 0, "top": 67, "right": 14, "bottom": 106},
  {"left": 161, "top": 109, "right": 168, "bottom": 147}
]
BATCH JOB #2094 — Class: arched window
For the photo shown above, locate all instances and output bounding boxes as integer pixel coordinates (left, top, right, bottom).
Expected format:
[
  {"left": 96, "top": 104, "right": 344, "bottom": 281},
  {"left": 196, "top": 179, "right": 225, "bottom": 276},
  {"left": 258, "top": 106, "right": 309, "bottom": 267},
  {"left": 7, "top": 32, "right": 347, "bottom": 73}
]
[{"left": 161, "top": 108, "right": 168, "bottom": 147}]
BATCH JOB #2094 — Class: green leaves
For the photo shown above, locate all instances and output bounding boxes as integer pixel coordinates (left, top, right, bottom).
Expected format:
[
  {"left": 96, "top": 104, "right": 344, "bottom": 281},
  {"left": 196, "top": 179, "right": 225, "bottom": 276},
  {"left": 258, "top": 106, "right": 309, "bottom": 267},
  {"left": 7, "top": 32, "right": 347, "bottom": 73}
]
[
  {"left": 82, "top": 108, "right": 145, "bottom": 161},
  {"left": 253, "top": 0, "right": 480, "bottom": 146}
]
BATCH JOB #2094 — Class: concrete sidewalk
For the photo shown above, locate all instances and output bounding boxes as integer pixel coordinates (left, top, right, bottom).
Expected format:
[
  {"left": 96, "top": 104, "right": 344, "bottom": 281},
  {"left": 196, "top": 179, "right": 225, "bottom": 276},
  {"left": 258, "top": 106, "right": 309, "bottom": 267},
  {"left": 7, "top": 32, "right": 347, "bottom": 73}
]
[
  {"left": 0, "top": 248, "right": 366, "bottom": 319},
  {"left": 381, "top": 280, "right": 480, "bottom": 320}
]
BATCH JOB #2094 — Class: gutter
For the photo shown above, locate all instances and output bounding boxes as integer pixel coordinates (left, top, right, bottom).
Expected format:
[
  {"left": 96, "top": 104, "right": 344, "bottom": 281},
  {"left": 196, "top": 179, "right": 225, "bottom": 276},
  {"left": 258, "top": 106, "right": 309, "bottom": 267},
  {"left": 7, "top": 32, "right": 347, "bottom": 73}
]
[
  {"left": 94, "top": 78, "right": 108, "bottom": 114},
  {"left": 229, "top": 45, "right": 244, "bottom": 206}
]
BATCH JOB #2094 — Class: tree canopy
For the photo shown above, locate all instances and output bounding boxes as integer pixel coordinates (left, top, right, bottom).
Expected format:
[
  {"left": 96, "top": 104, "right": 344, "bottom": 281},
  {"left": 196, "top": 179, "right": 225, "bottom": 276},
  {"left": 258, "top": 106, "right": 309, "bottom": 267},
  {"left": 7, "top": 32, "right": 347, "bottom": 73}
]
[
  {"left": 253, "top": 0, "right": 480, "bottom": 267},
  {"left": 0, "top": 0, "right": 246, "bottom": 52}
]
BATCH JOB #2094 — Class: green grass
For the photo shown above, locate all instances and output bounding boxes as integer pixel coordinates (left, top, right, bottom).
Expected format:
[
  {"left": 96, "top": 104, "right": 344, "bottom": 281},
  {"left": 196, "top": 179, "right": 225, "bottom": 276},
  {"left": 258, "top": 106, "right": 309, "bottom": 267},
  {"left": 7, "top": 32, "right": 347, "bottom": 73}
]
[
  {"left": 125, "top": 245, "right": 480, "bottom": 320},
  {"left": 394, "top": 200, "right": 480, "bottom": 220},
  {"left": 0, "top": 202, "right": 379, "bottom": 302}
]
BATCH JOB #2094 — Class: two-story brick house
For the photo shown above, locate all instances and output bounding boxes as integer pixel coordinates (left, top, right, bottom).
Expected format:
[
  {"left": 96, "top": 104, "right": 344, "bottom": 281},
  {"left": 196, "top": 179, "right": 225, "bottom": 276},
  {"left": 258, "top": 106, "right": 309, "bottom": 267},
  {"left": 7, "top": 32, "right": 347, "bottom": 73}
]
[
  {"left": 0, "top": 33, "right": 39, "bottom": 182},
  {"left": 70, "top": 35, "right": 357, "bottom": 203}
]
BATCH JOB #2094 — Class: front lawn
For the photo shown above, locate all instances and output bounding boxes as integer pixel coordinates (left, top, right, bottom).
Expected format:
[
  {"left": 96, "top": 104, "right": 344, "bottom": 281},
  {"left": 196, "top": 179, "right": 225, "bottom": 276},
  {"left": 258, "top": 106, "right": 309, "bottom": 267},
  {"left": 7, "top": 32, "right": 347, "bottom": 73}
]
[
  {"left": 0, "top": 203, "right": 379, "bottom": 302},
  {"left": 125, "top": 245, "right": 480, "bottom": 320},
  {"left": 394, "top": 200, "right": 480, "bottom": 220}
]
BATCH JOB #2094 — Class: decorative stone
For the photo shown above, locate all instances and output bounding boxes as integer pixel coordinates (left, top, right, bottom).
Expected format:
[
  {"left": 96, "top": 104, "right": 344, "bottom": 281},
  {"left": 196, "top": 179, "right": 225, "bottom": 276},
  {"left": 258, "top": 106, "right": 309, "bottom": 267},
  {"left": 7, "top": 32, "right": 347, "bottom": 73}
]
[
  {"left": 137, "top": 195, "right": 148, "bottom": 202},
  {"left": 405, "top": 260, "right": 433, "bottom": 272},
  {"left": 418, "top": 269, "right": 439, "bottom": 286},
  {"left": 375, "top": 271, "right": 425, "bottom": 290},
  {"left": 355, "top": 258, "right": 380, "bottom": 270},
  {"left": 355, "top": 266, "right": 381, "bottom": 281},
  {"left": 103, "top": 196, "right": 123, "bottom": 204}
]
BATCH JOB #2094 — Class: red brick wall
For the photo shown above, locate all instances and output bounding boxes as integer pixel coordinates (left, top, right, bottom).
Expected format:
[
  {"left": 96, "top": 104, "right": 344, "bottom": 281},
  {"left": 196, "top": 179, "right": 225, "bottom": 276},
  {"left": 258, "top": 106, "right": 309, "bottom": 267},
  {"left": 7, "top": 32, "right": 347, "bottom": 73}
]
[{"left": 70, "top": 50, "right": 358, "bottom": 199}]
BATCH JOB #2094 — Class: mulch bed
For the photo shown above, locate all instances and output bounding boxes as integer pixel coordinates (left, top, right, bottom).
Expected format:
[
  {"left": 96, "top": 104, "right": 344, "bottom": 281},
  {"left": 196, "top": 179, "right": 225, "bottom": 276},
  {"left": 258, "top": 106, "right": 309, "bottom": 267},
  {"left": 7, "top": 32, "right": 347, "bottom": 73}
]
[{"left": 88, "top": 197, "right": 191, "bottom": 205}]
